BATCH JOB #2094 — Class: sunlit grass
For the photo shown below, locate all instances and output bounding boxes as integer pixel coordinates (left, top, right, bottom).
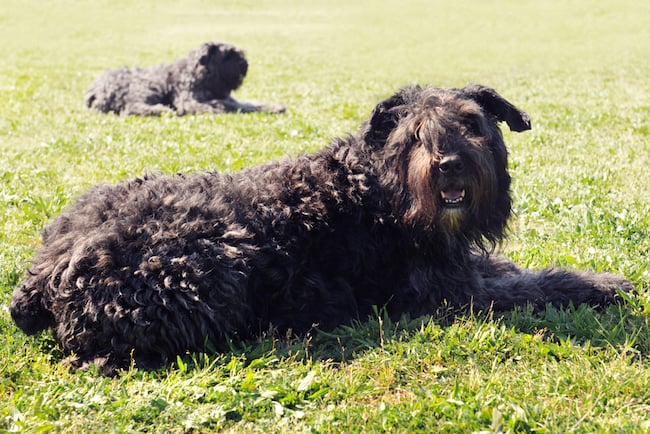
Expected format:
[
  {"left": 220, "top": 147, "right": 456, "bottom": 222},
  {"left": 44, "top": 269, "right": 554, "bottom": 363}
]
[{"left": 1, "top": 0, "right": 650, "bottom": 432}]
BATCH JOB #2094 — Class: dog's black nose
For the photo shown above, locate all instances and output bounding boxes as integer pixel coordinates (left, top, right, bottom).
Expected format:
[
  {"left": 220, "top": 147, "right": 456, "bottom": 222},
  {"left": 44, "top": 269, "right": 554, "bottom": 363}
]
[{"left": 439, "top": 155, "right": 464, "bottom": 175}]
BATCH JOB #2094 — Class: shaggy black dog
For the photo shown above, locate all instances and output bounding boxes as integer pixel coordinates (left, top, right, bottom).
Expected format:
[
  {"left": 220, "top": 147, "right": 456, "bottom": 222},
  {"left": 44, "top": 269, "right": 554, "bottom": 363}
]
[
  {"left": 12, "top": 85, "right": 632, "bottom": 375},
  {"left": 85, "top": 41, "right": 286, "bottom": 116}
]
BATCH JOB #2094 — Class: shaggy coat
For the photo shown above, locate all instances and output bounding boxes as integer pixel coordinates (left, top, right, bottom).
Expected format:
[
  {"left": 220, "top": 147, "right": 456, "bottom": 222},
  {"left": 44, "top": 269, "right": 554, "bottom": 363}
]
[
  {"left": 85, "top": 41, "right": 285, "bottom": 116},
  {"left": 11, "top": 85, "right": 632, "bottom": 374}
]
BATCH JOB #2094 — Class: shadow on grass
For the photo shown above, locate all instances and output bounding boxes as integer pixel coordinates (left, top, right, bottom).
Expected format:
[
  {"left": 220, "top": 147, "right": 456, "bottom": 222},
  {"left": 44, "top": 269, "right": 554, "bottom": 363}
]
[
  {"left": 228, "top": 291, "right": 650, "bottom": 370},
  {"left": 177, "top": 291, "right": 650, "bottom": 375},
  {"left": 22, "top": 290, "right": 650, "bottom": 378}
]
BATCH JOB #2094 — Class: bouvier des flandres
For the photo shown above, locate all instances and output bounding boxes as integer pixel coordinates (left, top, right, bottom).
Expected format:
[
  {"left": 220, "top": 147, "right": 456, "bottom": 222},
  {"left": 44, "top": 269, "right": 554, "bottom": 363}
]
[
  {"left": 85, "top": 41, "right": 285, "bottom": 116},
  {"left": 11, "top": 85, "right": 632, "bottom": 374}
]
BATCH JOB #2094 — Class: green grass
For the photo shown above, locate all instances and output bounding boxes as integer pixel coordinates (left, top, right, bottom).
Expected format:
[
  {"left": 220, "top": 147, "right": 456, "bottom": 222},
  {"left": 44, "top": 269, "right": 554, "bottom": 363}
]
[{"left": 2, "top": 0, "right": 650, "bottom": 432}]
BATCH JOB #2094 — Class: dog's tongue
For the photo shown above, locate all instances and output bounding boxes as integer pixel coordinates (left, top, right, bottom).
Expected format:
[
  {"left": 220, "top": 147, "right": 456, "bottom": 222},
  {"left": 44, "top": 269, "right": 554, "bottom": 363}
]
[{"left": 442, "top": 189, "right": 463, "bottom": 201}]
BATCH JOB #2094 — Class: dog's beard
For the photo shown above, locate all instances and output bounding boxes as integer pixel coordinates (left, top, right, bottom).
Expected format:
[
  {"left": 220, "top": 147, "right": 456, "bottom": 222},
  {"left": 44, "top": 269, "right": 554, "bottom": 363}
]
[
  {"left": 406, "top": 168, "right": 489, "bottom": 244},
  {"left": 404, "top": 178, "right": 471, "bottom": 236},
  {"left": 438, "top": 206, "right": 466, "bottom": 233},
  {"left": 438, "top": 185, "right": 468, "bottom": 232}
]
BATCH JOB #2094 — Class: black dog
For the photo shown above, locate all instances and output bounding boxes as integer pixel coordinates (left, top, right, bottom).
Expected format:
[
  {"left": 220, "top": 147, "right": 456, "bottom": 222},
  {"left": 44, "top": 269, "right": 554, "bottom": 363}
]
[
  {"left": 85, "top": 41, "right": 285, "bottom": 116},
  {"left": 11, "top": 85, "right": 632, "bottom": 374}
]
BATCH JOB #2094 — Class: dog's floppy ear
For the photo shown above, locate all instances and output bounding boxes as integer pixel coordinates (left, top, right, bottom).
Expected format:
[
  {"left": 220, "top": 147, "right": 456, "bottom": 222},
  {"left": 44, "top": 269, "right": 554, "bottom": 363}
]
[
  {"left": 461, "top": 85, "right": 531, "bottom": 132},
  {"left": 362, "top": 87, "right": 414, "bottom": 147}
]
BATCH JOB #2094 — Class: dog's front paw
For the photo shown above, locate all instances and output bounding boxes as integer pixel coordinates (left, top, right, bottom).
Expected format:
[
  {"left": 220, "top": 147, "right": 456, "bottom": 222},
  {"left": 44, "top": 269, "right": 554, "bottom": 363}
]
[
  {"left": 588, "top": 272, "right": 634, "bottom": 305},
  {"left": 259, "top": 102, "right": 286, "bottom": 114},
  {"left": 245, "top": 100, "right": 286, "bottom": 114}
]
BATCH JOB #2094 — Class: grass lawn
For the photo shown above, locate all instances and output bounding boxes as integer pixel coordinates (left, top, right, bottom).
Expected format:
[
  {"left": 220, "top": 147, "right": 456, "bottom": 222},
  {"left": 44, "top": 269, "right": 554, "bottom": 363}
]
[{"left": 2, "top": 0, "right": 650, "bottom": 432}]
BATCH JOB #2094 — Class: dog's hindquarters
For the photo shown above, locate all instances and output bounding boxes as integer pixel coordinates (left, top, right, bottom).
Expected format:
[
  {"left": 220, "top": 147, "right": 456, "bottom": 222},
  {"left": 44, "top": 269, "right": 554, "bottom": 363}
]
[
  {"left": 11, "top": 174, "right": 260, "bottom": 373},
  {"left": 85, "top": 67, "right": 174, "bottom": 116},
  {"left": 85, "top": 68, "right": 134, "bottom": 114},
  {"left": 10, "top": 279, "right": 54, "bottom": 336},
  {"left": 10, "top": 213, "right": 86, "bottom": 336}
]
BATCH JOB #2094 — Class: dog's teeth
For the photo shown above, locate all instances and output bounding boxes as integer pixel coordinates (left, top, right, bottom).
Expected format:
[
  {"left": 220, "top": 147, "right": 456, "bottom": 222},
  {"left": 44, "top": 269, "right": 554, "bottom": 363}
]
[{"left": 441, "top": 189, "right": 465, "bottom": 204}]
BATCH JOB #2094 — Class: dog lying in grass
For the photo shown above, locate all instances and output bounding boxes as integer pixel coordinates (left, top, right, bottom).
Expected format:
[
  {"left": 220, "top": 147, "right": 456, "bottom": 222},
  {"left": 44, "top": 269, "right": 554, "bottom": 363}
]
[
  {"left": 12, "top": 84, "right": 632, "bottom": 374},
  {"left": 85, "top": 41, "right": 285, "bottom": 116}
]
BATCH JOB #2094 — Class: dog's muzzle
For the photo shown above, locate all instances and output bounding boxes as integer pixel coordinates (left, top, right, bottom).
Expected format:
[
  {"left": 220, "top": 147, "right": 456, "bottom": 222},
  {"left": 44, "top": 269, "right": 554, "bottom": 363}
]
[{"left": 438, "top": 155, "right": 467, "bottom": 208}]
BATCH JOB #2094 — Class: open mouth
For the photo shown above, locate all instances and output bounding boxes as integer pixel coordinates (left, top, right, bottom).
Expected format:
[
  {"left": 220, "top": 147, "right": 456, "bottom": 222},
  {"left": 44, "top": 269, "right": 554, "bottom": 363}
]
[{"left": 440, "top": 188, "right": 466, "bottom": 207}]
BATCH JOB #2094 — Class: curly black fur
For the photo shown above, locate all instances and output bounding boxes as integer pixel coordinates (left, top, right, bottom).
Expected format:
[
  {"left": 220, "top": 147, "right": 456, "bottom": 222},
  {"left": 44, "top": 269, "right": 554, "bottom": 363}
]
[
  {"left": 85, "top": 41, "right": 285, "bottom": 116},
  {"left": 12, "top": 85, "right": 632, "bottom": 374}
]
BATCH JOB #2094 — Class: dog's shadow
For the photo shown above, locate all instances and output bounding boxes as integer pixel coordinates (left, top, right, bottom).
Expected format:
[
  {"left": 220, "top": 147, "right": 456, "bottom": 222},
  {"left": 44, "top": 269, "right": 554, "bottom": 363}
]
[
  {"left": 29, "top": 294, "right": 647, "bottom": 376},
  {"left": 261, "top": 293, "right": 649, "bottom": 369}
]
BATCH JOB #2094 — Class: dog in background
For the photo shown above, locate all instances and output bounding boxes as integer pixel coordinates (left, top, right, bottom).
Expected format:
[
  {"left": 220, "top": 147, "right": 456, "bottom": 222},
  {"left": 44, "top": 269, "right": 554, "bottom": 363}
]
[{"left": 85, "top": 41, "right": 285, "bottom": 116}]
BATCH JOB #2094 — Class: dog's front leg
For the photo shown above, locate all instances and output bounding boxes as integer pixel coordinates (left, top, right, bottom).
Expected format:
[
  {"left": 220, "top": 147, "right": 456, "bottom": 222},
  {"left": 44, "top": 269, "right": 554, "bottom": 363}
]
[
  {"left": 175, "top": 96, "right": 284, "bottom": 114},
  {"left": 123, "top": 102, "right": 172, "bottom": 116},
  {"left": 473, "top": 255, "right": 633, "bottom": 311},
  {"left": 207, "top": 97, "right": 286, "bottom": 114}
]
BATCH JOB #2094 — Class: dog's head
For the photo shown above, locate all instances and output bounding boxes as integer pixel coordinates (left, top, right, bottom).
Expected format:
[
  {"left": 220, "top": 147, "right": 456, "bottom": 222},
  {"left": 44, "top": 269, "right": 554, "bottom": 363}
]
[
  {"left": 362, "top": 85, "right": 531, "bottom": 250},
  {"left": 191, "top": 41, "right": 249, "bottom": 98}
]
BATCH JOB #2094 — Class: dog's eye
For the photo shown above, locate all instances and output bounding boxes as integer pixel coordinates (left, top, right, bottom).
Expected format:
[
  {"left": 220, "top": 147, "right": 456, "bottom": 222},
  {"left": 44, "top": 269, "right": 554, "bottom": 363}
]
[{"left": 464, "top": 116, "right": 484, "bottom": 136}]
